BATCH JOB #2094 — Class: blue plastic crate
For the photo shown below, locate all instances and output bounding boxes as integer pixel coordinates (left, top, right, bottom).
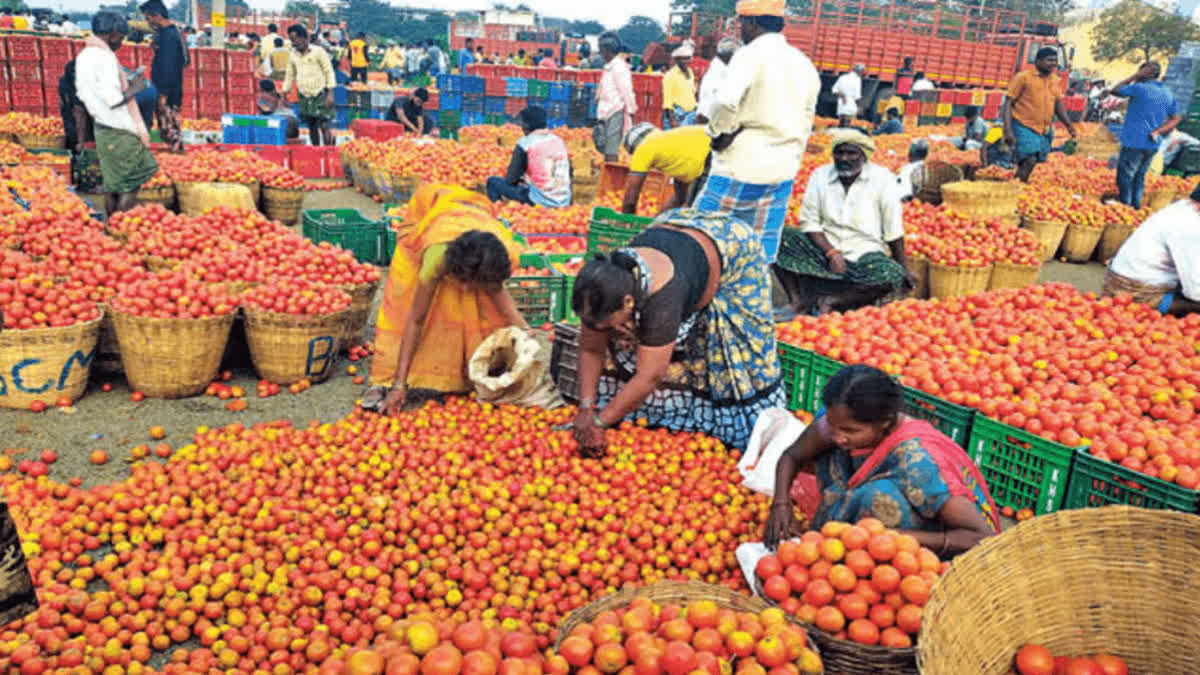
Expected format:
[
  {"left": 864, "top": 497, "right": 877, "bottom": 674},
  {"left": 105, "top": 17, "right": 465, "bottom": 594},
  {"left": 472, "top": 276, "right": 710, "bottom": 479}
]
[
  {"left": 462, "top": 76, "right": 485, "bottom": 94},
  {"left": 505, "top": 77, "right": 529, "bottom": 97},
  {"left": 547, "top": 82, "right": 572, "bottom": 102},
  {"left": 439, "top": 91, "right": 463, "bottom": 111},
  {"left": 548, "top": 116, "right": 567, "bottom": 129},
  {"left": 437, "top": 74, "right": 462, "bottom": 92},
  {"left": 527, "top": 97, "right": 548, "bottom": 111},
  {"left": 250, "top": 122, "right": 288, "bottom": 145},
  {"left": 332, "top": 86, "right": 348, "bottom": 105},
  {"left": 546, "top": 101, "right": 568, "bottom": 119},
  {"left": 368, "top": 109, "right": 386, "bottom": 120},
  {"left": 461, "top": 111, "right": 486, "bottom": 127},
  {"left": 222, "top": 124, "right": 252, "bottom": 144},
  {"left": 484, "top": 96, "right": 507, "bottom": 114},
  {"left": 335, "top": 106, "right": 351, "bottom": 129},
  {"left": 462, "top": 93, "right": 483, "bottom": 113}
]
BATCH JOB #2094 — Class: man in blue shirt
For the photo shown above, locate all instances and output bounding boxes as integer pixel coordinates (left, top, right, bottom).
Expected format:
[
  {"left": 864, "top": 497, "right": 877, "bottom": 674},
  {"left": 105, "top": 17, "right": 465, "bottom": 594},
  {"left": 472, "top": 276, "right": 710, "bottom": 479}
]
[
  {"left": 458, "top": 38, "right": 475, "bottom": 74},
  {"left": 1103, "top": 62, "right": 1182, "bottom": 209}
]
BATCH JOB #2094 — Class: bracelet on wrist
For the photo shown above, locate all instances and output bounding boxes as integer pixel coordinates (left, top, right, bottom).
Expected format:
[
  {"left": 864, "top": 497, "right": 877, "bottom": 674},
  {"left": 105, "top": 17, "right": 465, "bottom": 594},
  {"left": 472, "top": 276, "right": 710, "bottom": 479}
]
[
  {"left": 593, "top": 416, "right": 608, "bottom": 429},
  {"left": 578, "top": 398, "right": 597, "bottom": 410}
]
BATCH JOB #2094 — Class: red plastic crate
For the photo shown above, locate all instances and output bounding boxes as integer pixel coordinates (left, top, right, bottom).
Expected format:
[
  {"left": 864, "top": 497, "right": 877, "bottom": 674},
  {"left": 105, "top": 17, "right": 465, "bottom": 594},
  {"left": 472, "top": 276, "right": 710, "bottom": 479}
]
[
  {"left": 226, "top": 50, "right": 256, "bottom": 73},
  {"left": 197, "top": 72, "right": 226, "bottom": 90},
  {"left": 180, "top": 97, "right": 199, "bottom": 118},
  {"left": 39, "top": 38, "right": 71, "bottom": 61},
  {"left": 485, "top": 78, "right": 506, "bottom": 96},
  {"left": 226, "top": 95, "right": 255, "bottom": 115},
  {"left": 323, "top": 147, "right": 343, "bottom": 177},
  {"left": 505, "top": 97, "right": 526, "bottom": 116},
  {"left": 41, "top": 55, "right": 71, "bottom": 80},
  {"left": 350, "top": 119, "right": 405, "bottom": 142},
  {"left": 117, "top": 48, "right": 136, "bottom": 71},
  {"left": 133, "top": 44, "right": 155, "bottom": 69},
  {"left": 290, "top": 146, "right": 325, "bottom": 178},
  {"left": 8, "top": 62, "right": 41, "bottom": 83},
  {"left": 10, "top": 82, "right": 43, "bottom": 107},
  {"left": 536, "top": 67, "right": 558, "bottom": 82},
  {"left": 424, "top": 91, "right": 439, "bottom": 110},
  {"left": 256, "top": 146, "right": 290, "bottom": 167},
  {"left": 13, "top": 103, "right": 44, "bottom": 116},
  {"left": 228, "top": 74, "right": 257, "bottom": 95},
  {"left": 6, "top": 35, "right": 39, "bottom": 61},
  {"left": 193, "top": 48, "right": 225, "bottom": 72},
  {"left": 198, "top": 97, "right": 224, "bottom": 119}
]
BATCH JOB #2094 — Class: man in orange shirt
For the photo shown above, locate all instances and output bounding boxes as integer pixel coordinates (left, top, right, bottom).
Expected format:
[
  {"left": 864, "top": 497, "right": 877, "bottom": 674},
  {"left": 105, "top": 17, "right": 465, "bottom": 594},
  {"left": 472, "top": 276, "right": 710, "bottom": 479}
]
[{"left": 1002, "top": 47, "right": 1077, "bottom": 183}]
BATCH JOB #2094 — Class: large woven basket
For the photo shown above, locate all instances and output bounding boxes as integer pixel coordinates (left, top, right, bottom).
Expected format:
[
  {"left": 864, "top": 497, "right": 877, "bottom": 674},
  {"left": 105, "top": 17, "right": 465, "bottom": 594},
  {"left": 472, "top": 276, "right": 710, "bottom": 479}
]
[
  {"left": 919, "top": 506, "right": 1200, "bottom": 675},
  {"left": 557, "top": 581, "right": 823, "bottom": 674},
  {"left": 928, "top": 261, "right": 992, "bottom": 298},
  {"left": 261, "top": 185, "right": 306, "bottom": 225},
  {"left": 987, "top": 261, "right": 1040, "bottom": 290},
  {"left": 244, "top": 307, "right": 349, "bottom": 384},
  {"left": 1059, "top": 223, "right": 1104, "bottom": 263},
  {"left": 1144, "top": 190, "right": 1183, "bottom": 213},
  {"left": 110, "top": 309, "right": 235, "bottom": 398},
  {"left": 0, "top": 313, "right": 102, "bottom": 409},
  {"left": 391, "top": 174, "right": 421, "bottom": 204},
  {"left": 136, "top": 184, "right": 176, "bottom": 208},
  {"left": 913, "top": 161, "right": 964, "bottom": 206},
  {"left": 339, "top": 280, "right": 381, "bottom": 346},
  {"left": 908, "top": 254, "right": 929, "bottom": 299},
  {"left": 16, "top": 133, "right": 66, "bottom": 150},
  {"left": 1023, "top": 217, "right": 1068, "bottom": 262},
  {"left": 940, "top": 181, "right": 1021, "bottom": 220},
  {"left": 1074, "top": 135, "right": 1119, "bottom": 161},
  {"left": 1097, "top": 221, "right": 1136, "bottom": 262}
]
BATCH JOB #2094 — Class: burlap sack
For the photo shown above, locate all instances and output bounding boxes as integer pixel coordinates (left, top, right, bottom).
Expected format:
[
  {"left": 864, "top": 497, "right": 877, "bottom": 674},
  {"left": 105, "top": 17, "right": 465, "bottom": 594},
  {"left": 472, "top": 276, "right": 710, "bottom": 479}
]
[{"left": 468, "top": 327, "right": 564, "bottom": 410}]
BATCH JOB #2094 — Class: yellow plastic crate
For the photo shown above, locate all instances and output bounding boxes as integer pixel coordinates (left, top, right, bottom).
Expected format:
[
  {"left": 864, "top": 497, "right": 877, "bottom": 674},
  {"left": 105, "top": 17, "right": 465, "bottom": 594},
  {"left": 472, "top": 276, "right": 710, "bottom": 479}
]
[{"left": 936, "top": 102, "right": 953, "bottom": 117}]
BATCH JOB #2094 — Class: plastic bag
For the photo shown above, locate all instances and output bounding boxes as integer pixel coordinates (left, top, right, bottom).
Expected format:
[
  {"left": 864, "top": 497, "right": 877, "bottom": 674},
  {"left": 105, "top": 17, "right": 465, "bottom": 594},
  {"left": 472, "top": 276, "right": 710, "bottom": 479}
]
[
  {"left": 177, "top": 181, "right": 256, "bottom": 217},
  {"left": 740, "top": 408, "right": 821, "bottom": 519},
  {"left": 469, "top": 327, "right": 564, "bottom": 410}
]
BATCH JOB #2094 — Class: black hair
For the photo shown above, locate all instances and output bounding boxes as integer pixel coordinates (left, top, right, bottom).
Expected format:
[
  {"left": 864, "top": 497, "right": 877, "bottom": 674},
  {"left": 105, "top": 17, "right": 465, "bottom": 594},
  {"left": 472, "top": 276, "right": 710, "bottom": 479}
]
[
  {"left": 267, "top": 22, "right": 277, "bottom": 32},
  {"left": 903, "top": 56, "right": 913, "bottom": 66},
  {"left": 572, "top": 253, "right": 638, "bottom": 325},
  {"left": 92, "top": 10, "right": 128, "bottom": 35},
  {"left": 965, "top": 105, "right": 980, "bottom": 118},
  {"left": 1142, "top": 61, "right": 1162, "bottom": 78},
  {"left": 914, "top": 71, "right": 925, "bottom": 80},
  {"left": 520, "top": 105, "right": 547, "bottom": 131},
  {"left": 597, "top": 33, "right": 620, "bottom": 55},
  {"left": 413, "top": 87, "right": 429, "bottom": 101},
  {"left": 445, "top": 231, "right": 511, "bottom": 284},
  {"left": 465, "top": 37, "right": 473, "bottom": 46},
  {"left": 1035, "top": 47, "right": 1057, "bottom": 61},
  {"left": 1190, "top": 181, "right": 1200, "bottom": 204},
  {"left": 259, "top": 79, "right": 276, "bottom": 93},
  {"left": 274, "top": 37, "right": 284, "bottom": 47},
  {"left": 751, "top": 15, "right": 784, "bottom": 32},
  {"left": 356, "top": 32, "right": 365, "bottom": 39},
  {"left": 821, "top": 364, "right": 903, "bottom": 424},
  {"left": 287, "top": 24, "right": 307, "bottom": 38},
  {"left": 886, "top": 107, "right": 900, "bottom": 118}
]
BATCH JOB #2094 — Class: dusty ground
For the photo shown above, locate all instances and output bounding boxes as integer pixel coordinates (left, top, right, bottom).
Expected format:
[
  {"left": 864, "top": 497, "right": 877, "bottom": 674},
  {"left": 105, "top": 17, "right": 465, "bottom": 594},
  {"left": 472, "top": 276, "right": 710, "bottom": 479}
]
[{"left": 0, "top": 187, "right": 1108, "bottom": 489}]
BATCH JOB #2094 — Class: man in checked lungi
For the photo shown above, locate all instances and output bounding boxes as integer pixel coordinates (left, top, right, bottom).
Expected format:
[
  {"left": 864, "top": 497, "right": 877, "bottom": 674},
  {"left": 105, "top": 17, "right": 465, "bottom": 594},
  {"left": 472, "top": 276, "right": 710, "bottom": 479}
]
[{"left": 693, "top": 0, "right": 819, "bottom": 264}]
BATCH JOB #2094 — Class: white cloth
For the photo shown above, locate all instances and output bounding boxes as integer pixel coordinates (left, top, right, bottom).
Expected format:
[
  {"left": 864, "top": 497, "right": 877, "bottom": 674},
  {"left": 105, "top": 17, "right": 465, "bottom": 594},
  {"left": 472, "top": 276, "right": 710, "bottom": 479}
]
[
  {"left": 707, "top": 32, "right": 820, "bottom": 185},
  {"left": 75, "top": 45, "right": 142, "bottom": 136},
  {"left": 897, "top": 160, "right": 922, "bottom": 200},
  {"left": 798, "top": 162, "right": 905, "bottom": 262},
  {"left": 1109, "top": 199, "right": 1200, "bottom": 299},
  {"left": 697, "top": 58, "right": 728, "bottom": 121},
  {"left": 911, "top": 78, "right": 935, "bottom": 94},
  {"left": 832, "top": 72, "right": 862, "bottom": 118}
]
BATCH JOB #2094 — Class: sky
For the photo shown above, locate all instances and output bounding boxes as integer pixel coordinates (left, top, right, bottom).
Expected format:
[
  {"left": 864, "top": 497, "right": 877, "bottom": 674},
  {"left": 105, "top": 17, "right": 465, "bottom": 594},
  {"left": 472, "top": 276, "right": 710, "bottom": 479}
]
[{"left": 57, "top": 0, "right": 674, "bottom": 29}]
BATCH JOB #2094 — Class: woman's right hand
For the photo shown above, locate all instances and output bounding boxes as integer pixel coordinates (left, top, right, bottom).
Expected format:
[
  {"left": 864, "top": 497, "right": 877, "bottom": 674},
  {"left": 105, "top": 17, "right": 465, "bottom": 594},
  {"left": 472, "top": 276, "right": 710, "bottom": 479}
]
[
  {"left": 381, "top": 386, "right": 407, "bottom": 415},
  {"left": 763, "top": 501, "right": 794, "bottom": 550}
]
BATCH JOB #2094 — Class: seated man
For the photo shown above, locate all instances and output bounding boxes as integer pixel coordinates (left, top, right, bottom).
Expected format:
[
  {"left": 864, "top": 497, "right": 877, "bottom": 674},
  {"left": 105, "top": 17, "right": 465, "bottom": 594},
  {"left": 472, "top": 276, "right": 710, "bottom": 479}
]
[
  {"left": 960, "top": 105, "right": 988, "bottom": 150},
  {"left": 874, "top": 107, "right": 903, "bottom": 135},
  {"left": 980, "top": 126, "right": 1014, "bottom": 169},
  {"left": 384, "top": 87, "right": 435, "bottom": 136},
  {"left": 897, "top": 139, "right": 928, "bottom": 201},
  {"left": 256, "top": 79, "right": 300, "bottom": 139},
  {"left": 1103, "top": 183, "right": 1200, "bottom": 315},
  {"left": 485, "top": 106, "right": 572, "bottom": 208},
  {"left": 620, "top": 122, "right": 712, "bottom": 215},
  {"left": 774, "top": 128, "right": 915, "bottom": 315}
]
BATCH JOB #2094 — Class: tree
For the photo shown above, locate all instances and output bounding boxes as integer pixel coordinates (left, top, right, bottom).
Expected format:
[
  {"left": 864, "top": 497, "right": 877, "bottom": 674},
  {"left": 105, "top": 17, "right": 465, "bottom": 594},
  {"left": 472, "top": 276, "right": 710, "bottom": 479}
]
[
  {"left": 617, "top": 15, "right": 665, "bottom": 54},
  {"left": 1092, "top": 0, "right": 1200, "bottom": 64},
  {"left": 284, "top": 1, "right": 320, "bottom": 19}
]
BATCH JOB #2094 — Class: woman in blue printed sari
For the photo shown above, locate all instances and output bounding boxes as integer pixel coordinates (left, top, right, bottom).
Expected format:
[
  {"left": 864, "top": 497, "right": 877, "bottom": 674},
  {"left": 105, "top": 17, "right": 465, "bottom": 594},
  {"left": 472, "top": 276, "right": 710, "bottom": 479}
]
[{"left": 568, "top": 208, "right": 785, "bottom": 456}]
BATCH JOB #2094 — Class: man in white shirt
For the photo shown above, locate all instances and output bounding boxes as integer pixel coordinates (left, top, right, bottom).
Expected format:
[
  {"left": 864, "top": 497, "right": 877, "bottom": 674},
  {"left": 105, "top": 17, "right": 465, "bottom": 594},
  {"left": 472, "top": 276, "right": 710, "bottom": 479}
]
[
  {"left": 910, "top": 72, "right": 935, "bottom": 95},
  {"left": 76, "top": 11, "right": 158, "bottom": 215},
  {"left": 897, "top": 139, "right": 928, "bottom": 201},
  {"left": 832, "top": 63, "right": 864, "bottom": 127},
  {"left": 1103, "top": 187, "right": 1200, "bottom": 315},
  {"left": 696, "top": 37, "right": 737, "bottom": 124},
  {"left": 694, "top": 0, "right": 819, "bottom": 264},
  {"left": 775, "top": 128, "right": 914, "bottom": 315}
]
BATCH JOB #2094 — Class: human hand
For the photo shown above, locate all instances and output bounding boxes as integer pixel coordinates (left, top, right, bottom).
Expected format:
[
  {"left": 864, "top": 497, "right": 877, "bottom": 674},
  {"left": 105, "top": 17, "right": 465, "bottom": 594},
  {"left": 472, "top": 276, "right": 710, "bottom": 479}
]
[
  {"left": 763, "top": 501, "right": 794, "bottom": 550},
  {"left": 381, "top": 386, "right": 407, "bottom": 415},
  {"left": 1003, "top": 129, "right": 1015, "bottom": 147},
  {"left": 827, "top": 250, "right": 848, "bottom": 275},
  {"left": 903, "top": 266, "right": 919, "bottom": 290},
  {"left": 325, "top": 91, "right": 335, "bottom": 107},
  {"left": 1068, "top": 127, "right": 1078, "bottom": 140}
]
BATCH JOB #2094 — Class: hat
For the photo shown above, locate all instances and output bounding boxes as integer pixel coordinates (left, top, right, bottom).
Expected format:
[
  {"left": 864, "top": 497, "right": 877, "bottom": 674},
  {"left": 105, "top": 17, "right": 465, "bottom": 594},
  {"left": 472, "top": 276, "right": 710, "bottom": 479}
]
[
  {"left": 624, "top": 122, "right": 656, "bottom": 154},
  {"left": 985, "top": 127, "right": 1004, "bottom": 145},
  {"left": 736, "top": 0, "right": 785, "bottom": 16},
  {"left": 830, "top": 128, "right": 876, "bottom": 156},
  {"left": 672, "top": 42, "right": 694, "bottom": 59}
]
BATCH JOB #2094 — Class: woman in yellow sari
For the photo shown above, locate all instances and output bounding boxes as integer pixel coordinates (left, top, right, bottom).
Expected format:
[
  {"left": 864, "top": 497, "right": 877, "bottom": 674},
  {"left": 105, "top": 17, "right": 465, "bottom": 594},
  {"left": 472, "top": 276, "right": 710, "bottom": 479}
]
[{"left": 363, "top": 183, "right": 531, "bottom": 413}]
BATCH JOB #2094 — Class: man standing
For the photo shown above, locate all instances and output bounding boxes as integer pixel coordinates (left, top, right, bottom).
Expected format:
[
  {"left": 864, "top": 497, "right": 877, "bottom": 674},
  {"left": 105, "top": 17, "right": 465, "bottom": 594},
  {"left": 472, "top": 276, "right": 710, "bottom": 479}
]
[
  {"left": 139, "top": 0, "right": 185, "bottom": 152},
  {"left": 381, "top": 41, "right": 404, "bottom": 84},
  {"left": 76, "top": 12, "right": 158, "bottom": 215},
  {"left": 458, "top": 38, "right": 475, "bottom": 73},
  {"left": 426, "top": 40, "right": 444, "bottom": 76},
  {"left": 1101, "top": 62, "right": 1181, "bottom": 210},
  {"left": 895, "top": 56, "right": 915, "bottom": 97},
  {"left": 696, "top": 38, "right": 737, "bottom": 124},
  {"left": 593, "top": 32, "right": 637, "bottom": 162},
  {"left": 694, "top": 0, "right": 819, "bottom": 264},
  {"left": 661, "top": 42, "right": 697, "bottom": 129},
  {"left": 406, "top": 43, "right": 424, "bottom": 83},
  {"left": 262, "top": 23, "right": 280, "bottom": 61},
  {"left": 486, "top": 106, "right": 572, "bottom": 208},
  {"left": 1002, "top": 47, "right": 1077, "bottom": 183},
  {"left": 775, "top": 129, "right": 913, "bottom": 315},
  {"left": 281, "top": 24, "right": 336, "bottom": 146},
  {"left": 347, "top": 32, "right": 369, "bottom": 84},
  {"left": 832, "top": 63, "right": 864, "bottom": 127}
]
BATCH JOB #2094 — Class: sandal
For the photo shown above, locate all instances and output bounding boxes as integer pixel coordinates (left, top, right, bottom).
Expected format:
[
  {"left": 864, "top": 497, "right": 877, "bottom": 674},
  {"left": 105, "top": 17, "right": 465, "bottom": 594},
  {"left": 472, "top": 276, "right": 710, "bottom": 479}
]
[{"left": 359, "top": 386, "right": 389, "bottom": 412}]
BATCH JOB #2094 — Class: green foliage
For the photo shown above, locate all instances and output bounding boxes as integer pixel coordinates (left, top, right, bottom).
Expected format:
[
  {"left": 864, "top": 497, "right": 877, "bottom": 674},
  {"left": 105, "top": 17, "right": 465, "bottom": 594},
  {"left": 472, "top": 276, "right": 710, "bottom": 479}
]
[
  {"left": 284, "top": 1, "right": 321, "bottom": 19},
  {"left": 338, "top": 0, "right": 449, "bottom": 45},
  {"left": 1091, "top": 0, "right": 1200, "bottom": 64},
  {"left": 617, "top": 15, "right": 665, "bottom": 55}
]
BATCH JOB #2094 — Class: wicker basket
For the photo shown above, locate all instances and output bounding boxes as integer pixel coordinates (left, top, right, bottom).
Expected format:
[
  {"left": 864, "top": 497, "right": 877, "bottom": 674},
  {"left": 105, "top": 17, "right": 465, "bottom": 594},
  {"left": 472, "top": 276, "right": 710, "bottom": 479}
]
[
  {"left": 987, "top": 261, "right": 1040, "bottom": 290},
  {"left": 0, "top": 313, "right": 103, "bottom": 409},
  {"left": 908, "top": 254, "right": 929, "bottom": 299},
  {"left": 918, "top": 506, "right": 1200, "bottom": 675},
  {"left": 557, "top": 581, "right": 823, "bottom": 674},
  {"left": 1144, "top": 190, "right": 1183, "bottom": 213},
  {"left": 244, "top": 307, "right": 350, "bottom": 384},
  {"left": 1074, "top": 136, "right": 1119, "bottom": 161},
  {"left": 928, "top": 261, "right": 992, "bottom": 298},
  {"left": 940, "top": 181, "right": 1021, "bottom": 220},
  {"left": 110, "top": 309, "right": 236, "bottom": 398},
  {"left": 1059, "top": 223, "right": 1104, "bottom": 263},
  {"left": 339, "top": 280, "right": 381, "bottom": 346},
  {"left": 136, "top": 184, "right": 176, "bottom": 208},
  {"left": 997, "top": 212, "right": 1021, "bottom": 228},
  {"left": 392, "top": 174, "right": 421, "bottom": 204},
  {"left": 1097, "top": 221, "right": 1136, "bottom": 262},
  {"left": 16, "top": 133, "right": 66, "bottom": 150},
  {"left": 1023, "top": 217, "right": 1068, "bottom": 262},
  {"left": 261, "top": 185, "right": 306, "bottom": 225},
  {"left": 913, "top": 161, "right": 964, "bottom": 206}
]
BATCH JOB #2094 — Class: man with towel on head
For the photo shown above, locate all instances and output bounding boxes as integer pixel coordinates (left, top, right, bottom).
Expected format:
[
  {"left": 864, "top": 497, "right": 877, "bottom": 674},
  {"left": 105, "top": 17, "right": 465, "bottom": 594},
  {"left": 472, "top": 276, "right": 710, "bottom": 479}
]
[
  {"left": 662, "top": 41, "right": 698, "bottom": 129},
  {"left": 774, "top": 128, "right": 915, "bottom": 315},
  {"left": 693, "top": 0, "right": 820, "bottom": 265}
]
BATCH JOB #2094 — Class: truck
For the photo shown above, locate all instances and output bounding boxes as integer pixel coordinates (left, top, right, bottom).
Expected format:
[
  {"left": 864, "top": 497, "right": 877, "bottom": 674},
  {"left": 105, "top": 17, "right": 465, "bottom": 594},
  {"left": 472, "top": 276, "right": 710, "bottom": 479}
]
[
  {"left": 449, "top": 10, "right": 592, "bottom": 66},
  {"left": 658, "top": 0, "right": 1074, "bottom": 121}
]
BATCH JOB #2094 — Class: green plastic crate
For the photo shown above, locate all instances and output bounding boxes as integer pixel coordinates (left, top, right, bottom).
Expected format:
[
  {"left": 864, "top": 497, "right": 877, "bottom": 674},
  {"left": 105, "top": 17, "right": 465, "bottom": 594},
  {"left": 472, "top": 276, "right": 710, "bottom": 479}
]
[
  {"left": 507, "top": 253, "right": 567, "bottom": 325},
  {"left": 528, "top": 79, "right": 551, "bottom": 99},
  {"left": 438, "top": 111, "right": 461, "bottom": 128},
  {"left": 803, "top": 353, "right": 845, "bottom": 413},
  {"left": 439, "top": 127, "right": 460, "bottom": 140},
  {"left": 1063, "top": 449, "right": 1199, "bottom": 512},
  {"left": 778, "top": 343, "right": 812, "bottom": 413},
  {"left": 901, "top": 385, "right": 976, "bottom": 447},
  {"left": 301, "top": 209, "right": 386, "bottom": 265},
  {"left": 586, "top": 207, "right": 653, "bottom": 256},
  {"left": 967, "top": 415, "right": 1077, "bottom": 515},
  {"left": 544, "top": 253, "right": 582, "bottom": 321},
  {"left": 484, "top": 114, "right": 507, "bottom": 126}
]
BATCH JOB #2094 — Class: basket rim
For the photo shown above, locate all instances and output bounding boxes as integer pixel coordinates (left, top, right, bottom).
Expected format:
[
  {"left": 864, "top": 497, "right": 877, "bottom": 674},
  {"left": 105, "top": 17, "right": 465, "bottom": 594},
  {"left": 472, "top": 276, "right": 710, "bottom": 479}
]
[
  {"left": 242, "top": 305, "right": 353, "bottom": 323},
  {"left": 109, "top": 306, "right": 238, "bottom": 325},
  {"left": 0, "top": 309, "right": 104, "bottom": 346}
]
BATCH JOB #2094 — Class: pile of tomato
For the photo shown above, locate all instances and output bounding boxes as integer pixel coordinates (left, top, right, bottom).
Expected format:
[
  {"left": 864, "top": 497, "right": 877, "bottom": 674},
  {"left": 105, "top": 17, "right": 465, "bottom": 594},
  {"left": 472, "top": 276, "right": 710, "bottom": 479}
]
[{"left": 905, "top": 202, "right": 1041, "bottom": 267}]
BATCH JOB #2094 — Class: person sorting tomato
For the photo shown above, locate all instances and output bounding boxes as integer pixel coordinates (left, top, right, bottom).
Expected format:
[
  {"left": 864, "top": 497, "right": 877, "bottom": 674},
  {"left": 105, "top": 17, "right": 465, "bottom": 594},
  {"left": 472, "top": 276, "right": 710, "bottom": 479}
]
[
  {"left": 568, "top": 208, "right": 785, "bottom": 456},
  {"left": 763, "top": 365, "right": 999, "bottom": 557}
]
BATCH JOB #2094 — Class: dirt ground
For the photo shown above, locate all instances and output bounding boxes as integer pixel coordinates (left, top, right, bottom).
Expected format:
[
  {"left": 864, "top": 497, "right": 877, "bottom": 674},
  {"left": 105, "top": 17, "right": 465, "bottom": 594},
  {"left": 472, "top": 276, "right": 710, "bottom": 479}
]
[{"left": 0, "top": 187, "right": 1108, "bottom": 488}]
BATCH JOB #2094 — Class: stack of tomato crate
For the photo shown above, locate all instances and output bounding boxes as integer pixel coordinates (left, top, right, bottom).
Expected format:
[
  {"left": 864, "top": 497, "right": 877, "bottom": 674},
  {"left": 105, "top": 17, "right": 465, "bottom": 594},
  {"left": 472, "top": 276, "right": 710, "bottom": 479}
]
[{"left": 9, "top": 35, "right": 42, "bottom": 115}]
